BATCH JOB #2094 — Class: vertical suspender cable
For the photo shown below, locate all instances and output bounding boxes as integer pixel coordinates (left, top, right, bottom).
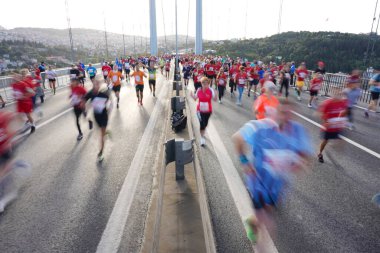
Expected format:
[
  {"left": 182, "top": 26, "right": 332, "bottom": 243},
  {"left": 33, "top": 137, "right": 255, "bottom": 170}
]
[
  {"left": 186, "top": 0, "right": 191, "bottom": 53},
  {"left": 161, "top": 0, "right": 168, "bottom": 53},
  {"left": 364, "top": 0, "right": 379, "bottom": 66}
]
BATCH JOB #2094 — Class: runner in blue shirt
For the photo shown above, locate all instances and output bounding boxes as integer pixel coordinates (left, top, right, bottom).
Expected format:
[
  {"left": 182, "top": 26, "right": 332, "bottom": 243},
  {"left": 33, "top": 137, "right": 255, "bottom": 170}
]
[
  {"left": 365, "top": 68, "right": 380, "bottom": 118},
  {"left": 86, "top": 63, "right": 97, "bottom": 82},
  {"left": 233, "top": 99, "right": 312, "bottom": 245}
]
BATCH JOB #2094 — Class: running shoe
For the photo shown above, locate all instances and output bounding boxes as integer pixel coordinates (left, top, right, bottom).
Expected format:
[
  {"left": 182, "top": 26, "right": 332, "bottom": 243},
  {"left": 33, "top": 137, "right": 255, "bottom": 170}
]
[
  {"left": 318, "top": 154, "right": 324, "bottom": 163},
  {"left": 153, "top": 92, "right": 156, "bottom": 97},
  {"left": 308, "top": 104, "right": 312, "bottom": 108},
  {"left": 372, "top": 193, "right": 380, "bottom": 208},
  {"left": 244, "top": 217, "right": 257, "bottom": 243},
  {"left": 297, "top": 96, "right": 301, "bottom": 101},
  {"left": 200, "top": 137, "right": 206, "bottom": 147},
  {"left": 30, "top": 125, "right": 35, "bottom": 134},
  {"left": 1, "top": 102, "right": 5, "bottom": 108},
  {"left": 364, "top": 111, "right": 369, "bottom": 118},
  {"left": 77, "top": 133, "right": 83, "bottom": 141},
  {"left": 89, "top": 120, "right": 93, "bottom": 130},
  {"left": 218, "top": 100, "right": 221, "bottom": 104},
  {"left": 117, "top": 103, "right": 119, "bottom": 109},
  {"left": 97, "top": 152, "right": 104, "bottom": 163}
]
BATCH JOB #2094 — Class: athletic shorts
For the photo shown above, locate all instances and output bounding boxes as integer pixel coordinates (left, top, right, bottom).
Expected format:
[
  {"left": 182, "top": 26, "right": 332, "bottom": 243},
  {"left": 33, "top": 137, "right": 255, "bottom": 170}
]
[
  {"left": 136, "top": 84, "right": 144, "bottom": 92},
  {"left": 125, "top": 69, "right": 130, "bottom": 74},
  {"left": 17, "top": 101, "right": 33, "bottom": 114},
  {"left": 198, "top": 112, "right": 211, "bottom": 130},
  {"left": 184, "top": 74, "right": 190, "bottom": 80},
  {"left": 251, "top": 79, "right": 259, "bottom": 86},
  {"left": 48, "top": 78, "right": 56, "bottom": 82},
  {"left": 206, "top": 74, "right": 216, "bottom": 79},
  {"left": 322, "top": 131, "right": 340, "bottom": 140},
  {"left": 194, "top": 82, "right": 202, "bottom": 91},
  {"left": 370, "top": 91, "right": 380, "bottom": 100},
  {"left": 229, "top": 79, "right": 236, "bottom": 87},
  {"left": 296, "top": 80, "right": 305, "bottom": 87},
  {"left": 310, "top": 90, "right": 318, "bottom": 96},
  {"left": 103, "top": 75, "right": 107, "bottom": 80},
  {"left": 112, "top": 85, "right": 121, "bottom": 92},
  {"left": 149, "top": 80, "right": 156, "bottom": 86},
  {"left": 94, "top": 113, "right": 108, "bottom": 128}
]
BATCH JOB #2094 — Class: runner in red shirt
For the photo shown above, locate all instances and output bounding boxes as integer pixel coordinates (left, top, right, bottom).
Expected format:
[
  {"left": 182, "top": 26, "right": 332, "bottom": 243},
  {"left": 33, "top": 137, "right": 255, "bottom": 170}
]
[
  {"left": 318, "top": 90, "right": 348, "bottom": 163},
  {"left": 191, "top": 77, "right": 217, "bottom": 146},
  {"left": 204, "top": 60, "right": 216, "bottom": 88},
  {"left": 229, "top": 63, "right": 239, "bottom": 96},
  {"left": 235, "top": 66, "right": 248, "bottom": 106},
  {"left": 308, "top": 73, "right": 323, "bottom": 108},
  {"left": 165, "top": 61, "right": 171, "bottom": 80},
  {"left": 216, "top": 68, "right": 228, "bottom": 103},
  {"left": 192, "top": 63, "right": 204, "bottom": 91},
  {"left": 12, "top": 69, "right": 36, "bottom": 134},
  {"left": 70, "top": 77, "right": 93, "bottom": 141},
  {"left": 102, "top": 62, "right": 112, "bottom": 82}
]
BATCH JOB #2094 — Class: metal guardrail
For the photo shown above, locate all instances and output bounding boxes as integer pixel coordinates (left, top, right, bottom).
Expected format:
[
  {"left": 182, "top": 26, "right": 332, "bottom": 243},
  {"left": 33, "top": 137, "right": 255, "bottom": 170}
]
[
  {"left": 0, "top": 63, "right": 101, "bottom": 101},
  {"left": 303, "top": 71, "right": 373, "bottom": 104}
]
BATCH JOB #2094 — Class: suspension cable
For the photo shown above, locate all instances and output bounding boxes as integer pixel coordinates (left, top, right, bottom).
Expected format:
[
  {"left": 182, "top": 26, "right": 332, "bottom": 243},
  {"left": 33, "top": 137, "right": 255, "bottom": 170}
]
[
  {"left": 186, "top": 0, "right": 191, "bottom": 53},
  {"left": 161, "top": 0, "right": 168, "bottom": 54}
]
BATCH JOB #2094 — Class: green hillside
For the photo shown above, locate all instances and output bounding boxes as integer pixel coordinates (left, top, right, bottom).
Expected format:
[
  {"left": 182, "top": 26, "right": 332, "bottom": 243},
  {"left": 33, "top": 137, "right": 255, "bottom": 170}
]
[{"left": 205, "top": 32, "right": 380, "bottom": 73}]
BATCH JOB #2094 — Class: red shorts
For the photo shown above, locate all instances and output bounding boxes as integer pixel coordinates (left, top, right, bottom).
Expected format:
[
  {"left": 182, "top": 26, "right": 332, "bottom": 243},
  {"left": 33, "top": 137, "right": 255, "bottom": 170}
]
[{"left": 17, "top": 101, "right": 33, "bottom": 114}]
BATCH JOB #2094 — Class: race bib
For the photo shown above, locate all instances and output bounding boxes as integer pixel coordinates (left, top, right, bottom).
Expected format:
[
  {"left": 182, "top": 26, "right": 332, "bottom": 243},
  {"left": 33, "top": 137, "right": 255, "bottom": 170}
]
[
  {"left": 285, "top": 73, "right": 290, "bottom": 79},
  {"left": 218, "top": 79, "right": 225, "bottom": 85},
  {"left": 92, "top": 97, "right": 107, "bottom": 114},
  {"left": 88, "top": 69, "right": 94, "bottom": 74},
  {"left": 232, "top": 73, "right": 237, "bottom": 79},
  {"left": 327, "top": 117, "right": 347, "bottom": 129},
  {"left": 199, "top": 102, "right": 210, "bottom": 112},
  {"left": 263, "top": 149, "right": 299, "bottom": 177},
  {"left": 239, "top": 79, "right": 246, "bottom": 85},
  {"left": 149, "top": 73, "right": 155, "bottom": 79},
  {"left": 112, "top": 75, "right": 118, "bottom": 83},
  {"left": 135, "top": 76, "right": 141, "bottom": 82},
  {"left": 13, "top": 90, "right": 23, "bottom": 100},
  {"left": 300, "top": 72, "right": 306, "bottom": 78},
  {"left": 71, "top": 94, "right": 81, "bottom": 106},
  {"left": 103, "top": 71, "right": 109, "bottom": 76},
  {"left": 209, "top": 67, "right": 214, "bottom": 71}
]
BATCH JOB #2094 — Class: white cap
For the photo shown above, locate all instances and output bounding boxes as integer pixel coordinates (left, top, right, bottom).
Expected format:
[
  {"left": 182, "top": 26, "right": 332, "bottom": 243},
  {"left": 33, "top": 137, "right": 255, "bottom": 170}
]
[{"left": 264, "top": 81, "right": 276, "bottom": 92}]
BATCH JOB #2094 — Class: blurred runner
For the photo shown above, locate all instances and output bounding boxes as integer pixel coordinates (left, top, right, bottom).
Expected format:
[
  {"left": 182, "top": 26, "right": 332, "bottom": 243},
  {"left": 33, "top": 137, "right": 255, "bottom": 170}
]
[
  {"left": 102, "top": 62, "right": 112, "bottom": 82},
  {"left": 235, "top": 66, "right": 248, "bottom": 106},
  {"left": 343, "top": 70, "right": 361, "bottom": 130},
  {"left": 254, "top": 81, "right": 280, "bottom": 120},
  {"left": 308, "top": 73, "right": 323, "bottom": 108},
  {"left": 46, "top": 65, "right": 57, "bottom": 95},
  {"left": 84, "top": 76, "right": 112, "bottom": 163},
  {"left": 147, "top": 61, "right": 157, "bottom": 97},
  {"left": 165, "top": 60, "right": 171, "bottom": 80},
  {"left": 182, "top": 60, "right": 192, "bottom": 88},
  {"left": 317, "top": 88, "right": 348, "bottom": 163},
  {"left": 191, "top": 77, "right": 217, "bottom": 146},
  {"left": 124, "top": 59, "right": 131, "bottom": 83},
  {"left": 12, "top": 69, "right": 36, "bottom": 134},
  {"left": 278, "top": 70, "right": 290, "bottom": 100},
  {"left": 295, "top": 62, "right": 309, "bottom": 101},
  {"left": 365, "top": 67, "right": 380, "bottom": 118},
  {"left": 192, "top": 62, "right": 204, "bottom": 91},
  {"left": 0, "top": 111, "right": 32, "bottom": 213},
  {"left": 70, "top": 77, "right": 93, "bottom": 141},
  {"left": 233, "top": 99, "right": 312, "bottom": 248},
  {"left": 131, "top": 65, "right": 147, "bottom": 105},
  {"left": 86, "top": 63, "right": 97, "bottom": 83},
  {"left": 107, "top": 65, "right": 124, "bottom": 109},
  {"left": 229, "top": 63, "right": 238, "bottom": 97},
  {"left": 216, "top": 68, "right": 227, "bottom": 103}
]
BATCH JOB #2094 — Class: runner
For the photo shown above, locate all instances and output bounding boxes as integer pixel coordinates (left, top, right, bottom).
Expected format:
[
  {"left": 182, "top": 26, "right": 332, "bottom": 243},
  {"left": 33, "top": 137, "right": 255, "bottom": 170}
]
[
  {"left": 77, "top": 62, "right": 86, "bottom": 86},
  {"left": 165, "top": 60, "right": 171, "bottom": 80},
  {"left": 229, "top": 63, "right": 239, "bottom": 97},
  {"left": 86, "top": 63, "right": 97, "bottom": 83},
  {"left": 254, "top": 81, "right": 280, "bottom": 120},
  {"left": 102, "top": 62, "right": 112, "bottom": 82},
  {"left": 70, "top": 77, "right": 93, "bottom": 141},
  {"left": 235, "top": 66, "right": 248, "bottom": 106},
  {"left": 248, "top": 65, "right": 260, "bottom": 98},
  {"left": 343, "top": 70, "right": 361, "bottom": 130},
  {"left": 295, "top": 62, "right": 309, "bottom": 101},
  {"left": 233, "top": 99, "right": 312, "bottom": 247},
  {"left": 204, "top": 60, "right": 216, "bottom": 88},
  {"left": 289, "top": 61, "right": 296, "bottom": 86},
  {"left": 317, "top": 88, "right": 348, "bottom": 163},
  {"left": 365, "top": 67, "right": 380, "bottom": 118},
  {"left": 83, "top": 76, "right": 112, "bottom": 163},
  {"left": 159, "top": 58, "right": 165, "bottom": 75},
  {"left": 107, "top": 65, "right": 124, "bottom": 109},
  {"left": 192, "top": 62, "right": 204, "bottom": 92},
  {"left": 147, "top": 61, "right": 157, "bottom": 97},
  {"left": 46, "top": 65, "right": 57, "bottom": 95},
  {"left": 191, "top": 77, "right": 217, "bottom": 146},
  {"left": 278, "top": 70, "right": 290, "bottom": 100},
  {"left": 0, "top": 96, "right": 5, "bottom": 108},
  {"left": 12, "top": 69, "right": 36, "bottom": 134},
  {"left": 0, "top": 111, "right": 31, "bottom": 213},
  {"left": 216, "top": 67, "right": 228, "bottom": 103},
  {"left": 182, "top": 60, "right": 192, "bottom": 88},
  {"left": 124, "top": 59, "right": 131, "bottom": 83},
  {"left": 308, "top": 73, "right": 323, "bottom": 108},
  {"left": 131, "top": 64, "right": 147, "bottom": 105},
  {"left": 38, "top": 61, "right": 46, "bottom": 89}
]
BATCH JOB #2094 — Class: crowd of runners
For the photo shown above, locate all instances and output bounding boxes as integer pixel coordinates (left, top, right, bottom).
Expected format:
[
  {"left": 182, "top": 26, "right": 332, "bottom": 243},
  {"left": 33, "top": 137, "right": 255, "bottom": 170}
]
[{"left": 0, "top": 53, "right": 379, "bottom": 250}]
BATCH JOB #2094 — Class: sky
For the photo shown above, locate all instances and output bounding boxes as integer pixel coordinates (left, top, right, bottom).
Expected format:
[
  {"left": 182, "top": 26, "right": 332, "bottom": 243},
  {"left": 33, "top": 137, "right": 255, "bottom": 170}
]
[{"left": 0, "top": 0, "right": 378, "bottom": 40}]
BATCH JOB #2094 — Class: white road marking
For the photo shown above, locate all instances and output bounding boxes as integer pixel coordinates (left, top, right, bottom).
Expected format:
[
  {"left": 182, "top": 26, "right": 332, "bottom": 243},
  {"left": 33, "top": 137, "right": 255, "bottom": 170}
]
[
  {"left": 291, "top": 110, "right": 380, "bottom": 159},
  {"left": 207, "top": 120, "right": 279, "bottom": 253},
  {"left": 95, "top": 80, "right": 168, "bottom": 253}
]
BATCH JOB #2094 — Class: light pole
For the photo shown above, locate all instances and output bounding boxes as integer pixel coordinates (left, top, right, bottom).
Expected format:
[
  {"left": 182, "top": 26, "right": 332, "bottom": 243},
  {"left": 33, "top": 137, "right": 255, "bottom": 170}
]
[{"left": 195, "top": 0, "right": 202, "bottom": 55}]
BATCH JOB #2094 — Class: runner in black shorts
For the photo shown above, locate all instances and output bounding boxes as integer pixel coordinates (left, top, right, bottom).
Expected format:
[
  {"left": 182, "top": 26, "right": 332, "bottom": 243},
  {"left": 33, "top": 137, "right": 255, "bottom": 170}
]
[{"left": 84, "top": 76, "right": 112, "bottom": 163}]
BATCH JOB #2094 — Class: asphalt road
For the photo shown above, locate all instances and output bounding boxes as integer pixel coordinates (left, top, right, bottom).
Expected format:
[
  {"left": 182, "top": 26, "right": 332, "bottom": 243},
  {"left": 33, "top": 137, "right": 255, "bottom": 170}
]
[
  {"left": 0, "top": 73, "right": 171, "bottom": 253},
  {"left": 185, "top": 81, "right": 380, "bottom": 253}
]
